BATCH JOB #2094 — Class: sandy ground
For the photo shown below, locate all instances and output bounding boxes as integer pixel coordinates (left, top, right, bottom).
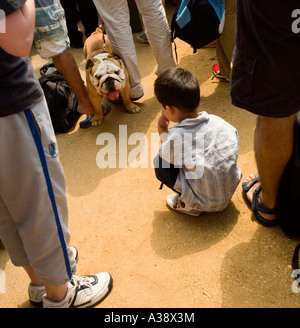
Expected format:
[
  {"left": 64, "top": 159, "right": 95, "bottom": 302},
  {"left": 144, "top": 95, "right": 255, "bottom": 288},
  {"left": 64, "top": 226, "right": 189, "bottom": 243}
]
[{"left": 1, "top": 3, "right": 300, "bottom": 308}]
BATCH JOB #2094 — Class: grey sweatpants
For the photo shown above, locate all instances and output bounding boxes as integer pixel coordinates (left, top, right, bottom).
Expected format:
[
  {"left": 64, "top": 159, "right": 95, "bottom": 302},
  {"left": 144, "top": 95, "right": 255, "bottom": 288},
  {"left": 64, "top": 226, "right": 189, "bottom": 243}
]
[{"left": 0, "top": 98, "right": 76, "bottom": 286}]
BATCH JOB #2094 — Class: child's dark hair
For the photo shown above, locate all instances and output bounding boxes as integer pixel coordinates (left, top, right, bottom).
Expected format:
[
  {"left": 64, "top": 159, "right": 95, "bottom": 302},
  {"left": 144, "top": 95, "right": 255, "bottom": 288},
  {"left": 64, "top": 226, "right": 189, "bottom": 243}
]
[{"left": 154, "top": 67, "right": 200, "bottom": 113}]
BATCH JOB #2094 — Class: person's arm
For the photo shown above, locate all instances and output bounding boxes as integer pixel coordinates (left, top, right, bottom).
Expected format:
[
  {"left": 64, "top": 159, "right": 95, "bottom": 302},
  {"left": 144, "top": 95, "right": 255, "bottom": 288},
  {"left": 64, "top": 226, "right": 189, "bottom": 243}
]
[{"left": 0, "top": 0, "right": 35, "bottom": 56}]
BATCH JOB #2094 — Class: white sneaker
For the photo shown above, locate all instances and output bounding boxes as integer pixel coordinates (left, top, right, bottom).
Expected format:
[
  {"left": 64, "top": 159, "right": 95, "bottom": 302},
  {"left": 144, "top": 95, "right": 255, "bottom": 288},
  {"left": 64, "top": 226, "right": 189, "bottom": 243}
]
[
  {"left": 28, "top": 284, "right": 47, "bottom": 306},
  {"left": 166, "top": 194, "right": 202, "bottom": 216},
  {"left": 42, "top": 272, "right": 113, "bottom": 308},
  {"left": 28, "top": 246, "right": 78, "bottom": 305}
]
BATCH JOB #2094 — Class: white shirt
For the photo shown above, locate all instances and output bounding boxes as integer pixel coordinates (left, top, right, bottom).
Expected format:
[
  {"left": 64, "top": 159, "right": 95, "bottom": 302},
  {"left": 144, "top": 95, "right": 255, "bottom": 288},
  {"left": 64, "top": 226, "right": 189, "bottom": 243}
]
[{"left": 159, "top": 111, "right": 242, "bottom": 212}]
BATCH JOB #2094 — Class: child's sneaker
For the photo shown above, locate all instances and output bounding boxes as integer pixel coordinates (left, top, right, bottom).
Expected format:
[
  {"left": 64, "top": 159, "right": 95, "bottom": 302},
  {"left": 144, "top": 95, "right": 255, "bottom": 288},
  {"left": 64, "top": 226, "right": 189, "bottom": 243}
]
[
  {"left": 42, "top": 272, "right": 113, "bottom": 308},
  {"left": 166, "top": 194, "right": 202, "bottom": 216},
  {"left": 28, "top": 246, "right": 79, "bottom": 305}
]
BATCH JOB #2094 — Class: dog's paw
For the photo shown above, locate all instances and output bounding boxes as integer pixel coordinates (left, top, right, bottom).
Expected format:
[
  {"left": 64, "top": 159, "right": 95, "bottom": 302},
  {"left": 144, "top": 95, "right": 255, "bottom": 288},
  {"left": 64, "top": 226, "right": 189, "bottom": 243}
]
[
  {"left": 91, "top": 120, "right": 102, "bottom": 127},
  {"left": 126, "top": 105, "right": 141, "bottom": 114},
  {"left": 90, "top": 115, "right": 103, "bottom": 126}
]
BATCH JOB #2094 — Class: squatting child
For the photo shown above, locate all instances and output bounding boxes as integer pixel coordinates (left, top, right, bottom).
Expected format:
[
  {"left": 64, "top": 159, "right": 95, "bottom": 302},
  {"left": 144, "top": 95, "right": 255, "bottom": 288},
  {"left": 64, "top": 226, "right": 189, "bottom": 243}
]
[{"left": 153, "top": 67, "right": 242, "bottom": 216}]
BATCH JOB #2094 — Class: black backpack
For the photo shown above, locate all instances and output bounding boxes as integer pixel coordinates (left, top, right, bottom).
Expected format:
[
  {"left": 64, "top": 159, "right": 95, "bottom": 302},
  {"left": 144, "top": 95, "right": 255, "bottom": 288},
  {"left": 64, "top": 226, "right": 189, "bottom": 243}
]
[
  {"left": 276, "top": 112, "right": 300, "bottom": 236},
  {"left": 171, "top": 0, "right": 225, "bottom": 53},
  {"left": 38, "top": 62, "right": 81, "bottom": 134}
]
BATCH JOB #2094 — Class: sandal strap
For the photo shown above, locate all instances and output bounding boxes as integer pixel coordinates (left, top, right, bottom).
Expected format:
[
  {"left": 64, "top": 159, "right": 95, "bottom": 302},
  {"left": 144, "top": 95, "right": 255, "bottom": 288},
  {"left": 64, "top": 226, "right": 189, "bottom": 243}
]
[
  {"left": 251, "top": 185, "right": 276, "bottom": 215},
  {"left": 242, "top": 177, "right": 260, "bottom": 193}
]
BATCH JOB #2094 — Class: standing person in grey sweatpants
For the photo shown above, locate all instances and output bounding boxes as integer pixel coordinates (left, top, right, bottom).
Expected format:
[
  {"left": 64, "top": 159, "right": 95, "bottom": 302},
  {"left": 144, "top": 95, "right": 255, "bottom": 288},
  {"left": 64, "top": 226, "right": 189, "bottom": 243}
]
[{"left": 0, "top": 0, "right": 112, "bottom": 308}]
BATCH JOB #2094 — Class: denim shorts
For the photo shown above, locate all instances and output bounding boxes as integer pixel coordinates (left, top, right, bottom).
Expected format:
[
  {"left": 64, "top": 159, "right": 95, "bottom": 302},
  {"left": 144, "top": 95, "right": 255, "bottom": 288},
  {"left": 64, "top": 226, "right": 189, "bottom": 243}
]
[{"left": 34, "top": 0, "right": 70, "bottom": 59}]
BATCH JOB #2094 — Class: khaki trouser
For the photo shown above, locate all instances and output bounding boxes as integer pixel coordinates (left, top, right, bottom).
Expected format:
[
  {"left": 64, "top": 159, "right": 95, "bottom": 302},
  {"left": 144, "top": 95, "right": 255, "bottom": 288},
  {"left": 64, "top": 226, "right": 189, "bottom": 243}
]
[{"left": 217, "top": 0, "right": 236, "bottom": 80}]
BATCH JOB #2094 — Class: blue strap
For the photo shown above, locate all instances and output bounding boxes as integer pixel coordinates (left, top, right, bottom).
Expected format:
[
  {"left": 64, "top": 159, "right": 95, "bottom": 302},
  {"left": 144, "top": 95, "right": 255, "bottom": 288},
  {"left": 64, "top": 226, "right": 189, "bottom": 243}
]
[
  {"left": 207, "top": 0, "right": 225, "bottom": 21},
  {"left": 176, "top": 0, "right": 191, "bottom": 29},
  {"left": 24, "top": 109, "right": 72, "bottom": 280}
]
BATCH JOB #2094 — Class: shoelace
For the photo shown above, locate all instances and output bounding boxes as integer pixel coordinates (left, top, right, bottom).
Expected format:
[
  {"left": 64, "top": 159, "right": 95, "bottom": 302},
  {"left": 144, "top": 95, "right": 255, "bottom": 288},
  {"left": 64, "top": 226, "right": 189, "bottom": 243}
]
[{"left": 71, "top": 275, "right": 93, "bottom": 289}]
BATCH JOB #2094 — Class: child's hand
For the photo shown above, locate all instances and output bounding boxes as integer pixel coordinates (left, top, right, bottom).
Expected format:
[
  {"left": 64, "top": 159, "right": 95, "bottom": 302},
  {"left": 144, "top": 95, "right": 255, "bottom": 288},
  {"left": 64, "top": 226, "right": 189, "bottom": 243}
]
[{"left": 157, "top": 111, "right": 169, "bottom": 135}]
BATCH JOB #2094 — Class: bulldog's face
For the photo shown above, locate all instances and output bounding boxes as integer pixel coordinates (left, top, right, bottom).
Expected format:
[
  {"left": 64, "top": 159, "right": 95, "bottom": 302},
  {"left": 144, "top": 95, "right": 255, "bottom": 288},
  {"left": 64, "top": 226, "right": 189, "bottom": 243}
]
[{"left": 86, "top": 53, "right": 126, "bottom": 101}]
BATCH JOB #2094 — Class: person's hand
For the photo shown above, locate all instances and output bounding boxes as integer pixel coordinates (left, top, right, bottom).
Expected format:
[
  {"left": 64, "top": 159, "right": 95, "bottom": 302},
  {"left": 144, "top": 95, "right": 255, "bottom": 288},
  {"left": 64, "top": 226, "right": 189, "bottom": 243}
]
[
  {"left": 157, "top": 111, "right": 169, "bottom": 143},
  {"left": 158, "top": 111, "right": 169, "bottom": 134}
]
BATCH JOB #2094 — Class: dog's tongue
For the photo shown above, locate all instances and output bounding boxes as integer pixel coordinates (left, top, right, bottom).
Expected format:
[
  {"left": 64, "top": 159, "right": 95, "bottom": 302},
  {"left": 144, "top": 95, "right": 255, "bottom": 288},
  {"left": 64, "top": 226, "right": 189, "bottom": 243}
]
[{"left": 107, "top": 90, "right": 120, "bottom": 101}]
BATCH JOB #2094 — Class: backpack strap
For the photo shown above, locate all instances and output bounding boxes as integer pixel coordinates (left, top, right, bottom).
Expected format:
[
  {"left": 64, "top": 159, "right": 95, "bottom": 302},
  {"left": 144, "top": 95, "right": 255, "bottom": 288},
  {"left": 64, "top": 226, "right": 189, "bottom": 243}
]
[
  {"left": 170, "top": 2, "right": 179, "bottom": 66},
  {"left": 39, "top": 62, "right": 66, "bottom": 87},
  {"left": 39, "top": 62, "right": 56, "bottom": 76},
  {"left": 172, "top": 40, "right": 179, "bottom": 66},
  {"left": 38, "top": 73, "right": 66, "bottom": 88}
]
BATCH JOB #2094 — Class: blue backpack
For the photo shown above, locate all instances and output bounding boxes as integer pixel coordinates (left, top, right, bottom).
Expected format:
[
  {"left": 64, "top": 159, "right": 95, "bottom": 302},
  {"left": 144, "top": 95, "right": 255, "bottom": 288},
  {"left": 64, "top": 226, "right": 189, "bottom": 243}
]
[{"left": 171, "top": 0, "right": 225, "bottom": 53}]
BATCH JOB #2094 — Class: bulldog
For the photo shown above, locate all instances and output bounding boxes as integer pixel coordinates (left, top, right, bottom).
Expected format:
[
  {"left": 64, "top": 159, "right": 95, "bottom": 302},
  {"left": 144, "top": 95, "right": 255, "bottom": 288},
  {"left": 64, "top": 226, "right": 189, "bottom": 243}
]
[{"left": 84, "top": 28, "right": 141, "bottom": 126}]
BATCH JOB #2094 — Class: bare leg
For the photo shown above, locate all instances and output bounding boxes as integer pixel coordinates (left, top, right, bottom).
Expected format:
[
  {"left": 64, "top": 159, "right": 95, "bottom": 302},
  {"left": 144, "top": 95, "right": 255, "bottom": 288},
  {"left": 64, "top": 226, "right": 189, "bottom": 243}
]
[
  {"left": 244, "top": 113, "right": 296, "bottom": 221},
  {"left": 44, "top": 282, "right": 68, "bottom": 302},
  {"left": 24, "top": 265, "right": 68, "bottom": 302},
  {"left": 24, "top": 265, "right": 43, "bottom": 286},
  {"left": 53, "top": 49, "right": 94, "bottom": 115}
]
